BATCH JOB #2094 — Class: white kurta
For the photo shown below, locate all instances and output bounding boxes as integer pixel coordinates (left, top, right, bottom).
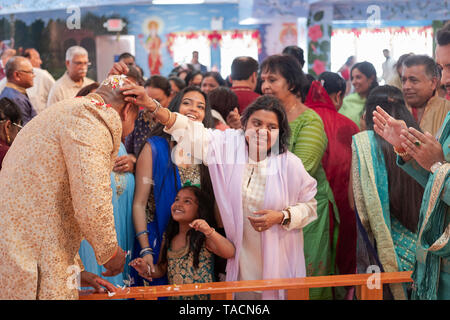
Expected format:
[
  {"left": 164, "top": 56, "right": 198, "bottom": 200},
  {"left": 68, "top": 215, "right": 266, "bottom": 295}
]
[{"left": 47, "top": 72, "right": 94, "bottom": 107}]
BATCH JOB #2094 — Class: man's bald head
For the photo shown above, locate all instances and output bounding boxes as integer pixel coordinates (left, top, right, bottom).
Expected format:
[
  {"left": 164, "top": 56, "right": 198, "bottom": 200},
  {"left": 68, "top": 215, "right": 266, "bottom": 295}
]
[
  {"left": 95, "top": 74, "right": 139, "bottom": 138},
  {"left": 5, "top": 56, "right": 35, "bottom": 88},
  {"left": 24, "top": 48, "right": 42, "bottom": 68},
  {"left": 95, "top": 75, "right": 133, "bottom": 109}
]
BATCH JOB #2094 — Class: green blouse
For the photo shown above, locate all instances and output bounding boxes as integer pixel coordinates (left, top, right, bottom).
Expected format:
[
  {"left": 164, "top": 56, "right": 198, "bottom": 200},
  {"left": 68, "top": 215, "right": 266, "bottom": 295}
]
[{"left": 338, "top": 92, "right": 366, "bottom": 129}]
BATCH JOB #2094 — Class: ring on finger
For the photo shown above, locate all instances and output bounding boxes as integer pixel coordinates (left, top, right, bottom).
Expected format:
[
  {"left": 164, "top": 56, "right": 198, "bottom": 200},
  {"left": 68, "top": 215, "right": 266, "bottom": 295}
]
[{"left": 414, "top": 140, "right": 421, "bottom": 147}]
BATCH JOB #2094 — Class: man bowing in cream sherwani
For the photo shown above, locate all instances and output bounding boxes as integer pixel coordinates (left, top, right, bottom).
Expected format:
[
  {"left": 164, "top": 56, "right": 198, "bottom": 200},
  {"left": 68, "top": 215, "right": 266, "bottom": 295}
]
[{"left": 0, "top": 63, "right": 137, "bottom": 299}]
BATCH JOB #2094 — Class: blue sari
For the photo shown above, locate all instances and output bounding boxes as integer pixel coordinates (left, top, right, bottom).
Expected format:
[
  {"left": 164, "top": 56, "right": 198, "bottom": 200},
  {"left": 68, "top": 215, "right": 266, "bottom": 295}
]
[
  {"left": 352, "top": 130, "right": 416, "bottom": 300},
  {"left": 130, "top": 136, "right": 182, "bottom": 287},
  {"left": 79, "top": 143, "right": 136, "bottom": 287}
]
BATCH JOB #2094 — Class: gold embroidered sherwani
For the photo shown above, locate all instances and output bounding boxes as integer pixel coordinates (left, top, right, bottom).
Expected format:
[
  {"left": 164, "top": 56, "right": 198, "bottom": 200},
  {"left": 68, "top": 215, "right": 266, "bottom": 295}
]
[{"left": 0, "top": 94, "right": 121, "bottom": 299}]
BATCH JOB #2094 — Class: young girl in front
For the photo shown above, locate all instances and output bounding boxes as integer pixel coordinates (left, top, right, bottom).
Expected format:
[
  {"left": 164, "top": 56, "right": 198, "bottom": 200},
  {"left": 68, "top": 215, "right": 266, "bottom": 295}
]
[{"left": 130, "top": 186, "right": 235, "bottom": 300}]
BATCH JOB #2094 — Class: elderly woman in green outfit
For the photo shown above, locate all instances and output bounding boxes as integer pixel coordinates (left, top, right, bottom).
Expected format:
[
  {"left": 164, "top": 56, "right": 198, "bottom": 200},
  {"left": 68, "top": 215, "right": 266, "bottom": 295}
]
[{"left": 260, "top": 54, "right": 339, "bottom": 300}]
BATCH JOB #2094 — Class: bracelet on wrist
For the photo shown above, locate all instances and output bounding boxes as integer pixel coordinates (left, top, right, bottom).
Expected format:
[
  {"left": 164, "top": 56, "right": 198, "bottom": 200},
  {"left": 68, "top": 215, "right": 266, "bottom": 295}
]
[
  {"left": 135, "top": 230, "right": 149, "bottom": 238},
  {"left": 394, "top": 146, "right": 408, "bottom": 157},
  {"left": 205, "top": 228, "right": 215, "bottom": 238},
  {"left": 150, "top": 99, "right": 162, "bottom": 115},
  {"left": 140, "top": 247, "right": 153, "bottom": 254},
  {"left": 140, "top": 250, "right": 154, "bottom": 258},
  {"left": 139, "top": 247, "right": 154, "bottom": 257},
  {"left": 159, "top": 108, "right": 172, "bottom": 126}
]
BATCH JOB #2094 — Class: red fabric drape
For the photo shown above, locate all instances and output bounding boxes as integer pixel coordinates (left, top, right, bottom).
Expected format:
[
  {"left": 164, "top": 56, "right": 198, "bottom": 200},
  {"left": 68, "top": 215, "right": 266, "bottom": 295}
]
[{"left": 305, "top": 81, "right": 360, "bottom": 276}]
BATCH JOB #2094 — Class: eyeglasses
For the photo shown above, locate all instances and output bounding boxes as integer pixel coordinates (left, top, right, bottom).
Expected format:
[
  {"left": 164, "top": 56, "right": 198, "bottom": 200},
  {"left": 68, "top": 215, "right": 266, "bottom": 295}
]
[
  {"left": 17, "top": 69, "right": 34, "bottom": 75},
  {"left": 0, "top": 120, "right": 23, "bottom": 131},
  {"left": 13, "top": 122, "right": 23, "bottom": 131},
  {"left": 72, "top": 61, "right": 92, "bottom": 67}
]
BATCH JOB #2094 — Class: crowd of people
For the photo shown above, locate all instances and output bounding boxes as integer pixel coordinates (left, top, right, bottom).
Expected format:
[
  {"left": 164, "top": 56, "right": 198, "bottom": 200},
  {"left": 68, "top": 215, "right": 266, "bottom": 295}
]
[{"left": 0, "top": 22, "right": 449, "bottom": 301}]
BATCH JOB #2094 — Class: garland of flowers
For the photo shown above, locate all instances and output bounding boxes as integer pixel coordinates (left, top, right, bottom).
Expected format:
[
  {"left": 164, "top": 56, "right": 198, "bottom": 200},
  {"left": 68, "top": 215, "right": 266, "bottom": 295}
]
[
  {"left": 331, "top": 26, "right": 432, "bottom": 38},
  {"left": 165, "top": 29, "right": 261, "bottom": 57}
]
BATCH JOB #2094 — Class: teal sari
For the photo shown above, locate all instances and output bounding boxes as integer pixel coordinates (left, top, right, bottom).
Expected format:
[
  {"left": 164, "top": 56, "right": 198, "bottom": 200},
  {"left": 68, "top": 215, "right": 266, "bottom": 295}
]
[
  {"left": 352, "top": 130, "right": 416, "bottom": 300},
  {"left": 398, "top": 112, "right": 450, "bottom": 300},
  {"left": 79, "top": 143, "right": 136, "bottom": 287}
]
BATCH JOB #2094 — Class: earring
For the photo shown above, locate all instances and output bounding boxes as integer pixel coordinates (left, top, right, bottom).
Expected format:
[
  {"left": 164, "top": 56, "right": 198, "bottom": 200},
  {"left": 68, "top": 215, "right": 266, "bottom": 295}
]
[{"left": 6, "top": 133, "right": 11, "bottom": 144}]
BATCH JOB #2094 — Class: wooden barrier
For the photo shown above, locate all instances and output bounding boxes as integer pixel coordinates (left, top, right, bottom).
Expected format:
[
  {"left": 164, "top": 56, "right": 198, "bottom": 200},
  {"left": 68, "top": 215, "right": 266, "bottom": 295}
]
[{"left": 79, "top": 271, "right": 412, "bottom": 300}]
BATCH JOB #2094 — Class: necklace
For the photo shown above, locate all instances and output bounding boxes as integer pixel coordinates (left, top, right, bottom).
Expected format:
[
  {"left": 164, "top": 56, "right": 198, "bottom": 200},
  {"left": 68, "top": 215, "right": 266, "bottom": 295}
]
[{"left": 286, "top": 101, "right": 299, "bottom": 114}]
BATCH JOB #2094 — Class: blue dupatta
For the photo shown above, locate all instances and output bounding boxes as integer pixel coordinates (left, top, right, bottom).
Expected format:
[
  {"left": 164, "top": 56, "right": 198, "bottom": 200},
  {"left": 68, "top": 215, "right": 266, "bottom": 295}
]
[{"left": 131, "top": 136, "right": 181, "bottom": 287}]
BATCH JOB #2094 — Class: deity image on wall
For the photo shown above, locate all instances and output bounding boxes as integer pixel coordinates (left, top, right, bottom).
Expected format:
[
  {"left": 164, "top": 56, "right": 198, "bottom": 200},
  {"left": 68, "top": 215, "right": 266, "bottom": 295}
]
[
  {"left": 140, "top": 17, "right": 163, "bottom": 75},
  {"left": 264, "top": 21, "right": 298, "bottom": 55},
  {"left": 279, "top": 23, "right": 298, "bottom": 47}
]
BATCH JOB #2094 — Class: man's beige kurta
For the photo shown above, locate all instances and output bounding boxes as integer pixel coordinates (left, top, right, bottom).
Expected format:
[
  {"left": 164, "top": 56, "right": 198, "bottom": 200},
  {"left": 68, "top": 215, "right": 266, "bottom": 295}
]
[
  {"left": 0, "top": 93, "right": 121, "bottom": 299},
  {"left": 407, "top": 94, "right": 450, "bottom": 137},
  {"left": 47, "top": 72, "right": 94, "bottom": 107}
]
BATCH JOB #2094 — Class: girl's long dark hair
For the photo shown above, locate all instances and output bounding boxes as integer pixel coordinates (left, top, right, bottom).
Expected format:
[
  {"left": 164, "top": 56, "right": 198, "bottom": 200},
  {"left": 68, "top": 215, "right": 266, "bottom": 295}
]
[
  {"left": 364, "top": 85, "right": 423, "bottom": 232},
  {"left": 0, "top": 97, "right": 22, "bottom": 124},
  {"left": 159, "top": 186, "right": 216, "bottom": 269}
]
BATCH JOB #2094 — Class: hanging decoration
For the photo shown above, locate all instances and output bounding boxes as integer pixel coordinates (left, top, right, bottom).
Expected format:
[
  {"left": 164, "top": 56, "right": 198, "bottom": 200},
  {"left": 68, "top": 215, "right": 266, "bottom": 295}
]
[
  {"left": 207, "top": 30, "right": 222, "bottom": 49},
  {"left": 331, "top": 26, "right": 433, "bottom": 38},
  {"left": 165, "top": 29, "right": 262, "bottom": 58}
]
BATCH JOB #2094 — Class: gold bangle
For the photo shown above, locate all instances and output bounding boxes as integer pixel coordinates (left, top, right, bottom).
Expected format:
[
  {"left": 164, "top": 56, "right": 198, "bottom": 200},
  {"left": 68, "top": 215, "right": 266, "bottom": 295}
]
[
  {"left": 150, "top": 98, "right": 162, "bottom": 115},
  {"left": 159, "top": 108, "right": 172, "bottom": 126},
  {"left": 205, "top": 228, "right": 215, "bottom": 238},
  {"left": 393, "top": 146, "right": 408, "bottom": 157}
]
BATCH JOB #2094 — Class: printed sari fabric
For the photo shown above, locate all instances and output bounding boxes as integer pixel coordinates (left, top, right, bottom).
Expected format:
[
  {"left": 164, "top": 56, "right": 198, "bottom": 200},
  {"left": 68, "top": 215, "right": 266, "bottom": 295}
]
[
  {"left": 352, "top": 130, "right": 416, "bottom": 300},
  {"left": 305, "top": 81, "right": 359, "bottom": 279},
  {"left": 167, "top": 241, "right": 214, "bottom": 300},
  {"left": 289, "top": 108, "right": 339, "bottom": 300},
  {"left": 398, "top": 112, "right": 450, "bottom": 300}
]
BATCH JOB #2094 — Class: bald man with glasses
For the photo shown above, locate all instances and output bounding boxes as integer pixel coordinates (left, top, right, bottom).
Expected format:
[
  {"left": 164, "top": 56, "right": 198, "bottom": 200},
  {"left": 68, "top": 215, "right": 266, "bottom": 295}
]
[{"left": 0, "top": 56, "right": 37, "bottom": 125}]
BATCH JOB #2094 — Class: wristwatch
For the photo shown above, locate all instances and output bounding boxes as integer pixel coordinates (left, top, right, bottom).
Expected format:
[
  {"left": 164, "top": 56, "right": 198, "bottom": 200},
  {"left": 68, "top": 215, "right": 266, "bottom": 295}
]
[
  {"left": 430, "top": 161, "right": 446, "bottom": 174},
  {"left": 281, "top": 209, "right": 291, "bottom": 226}
]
